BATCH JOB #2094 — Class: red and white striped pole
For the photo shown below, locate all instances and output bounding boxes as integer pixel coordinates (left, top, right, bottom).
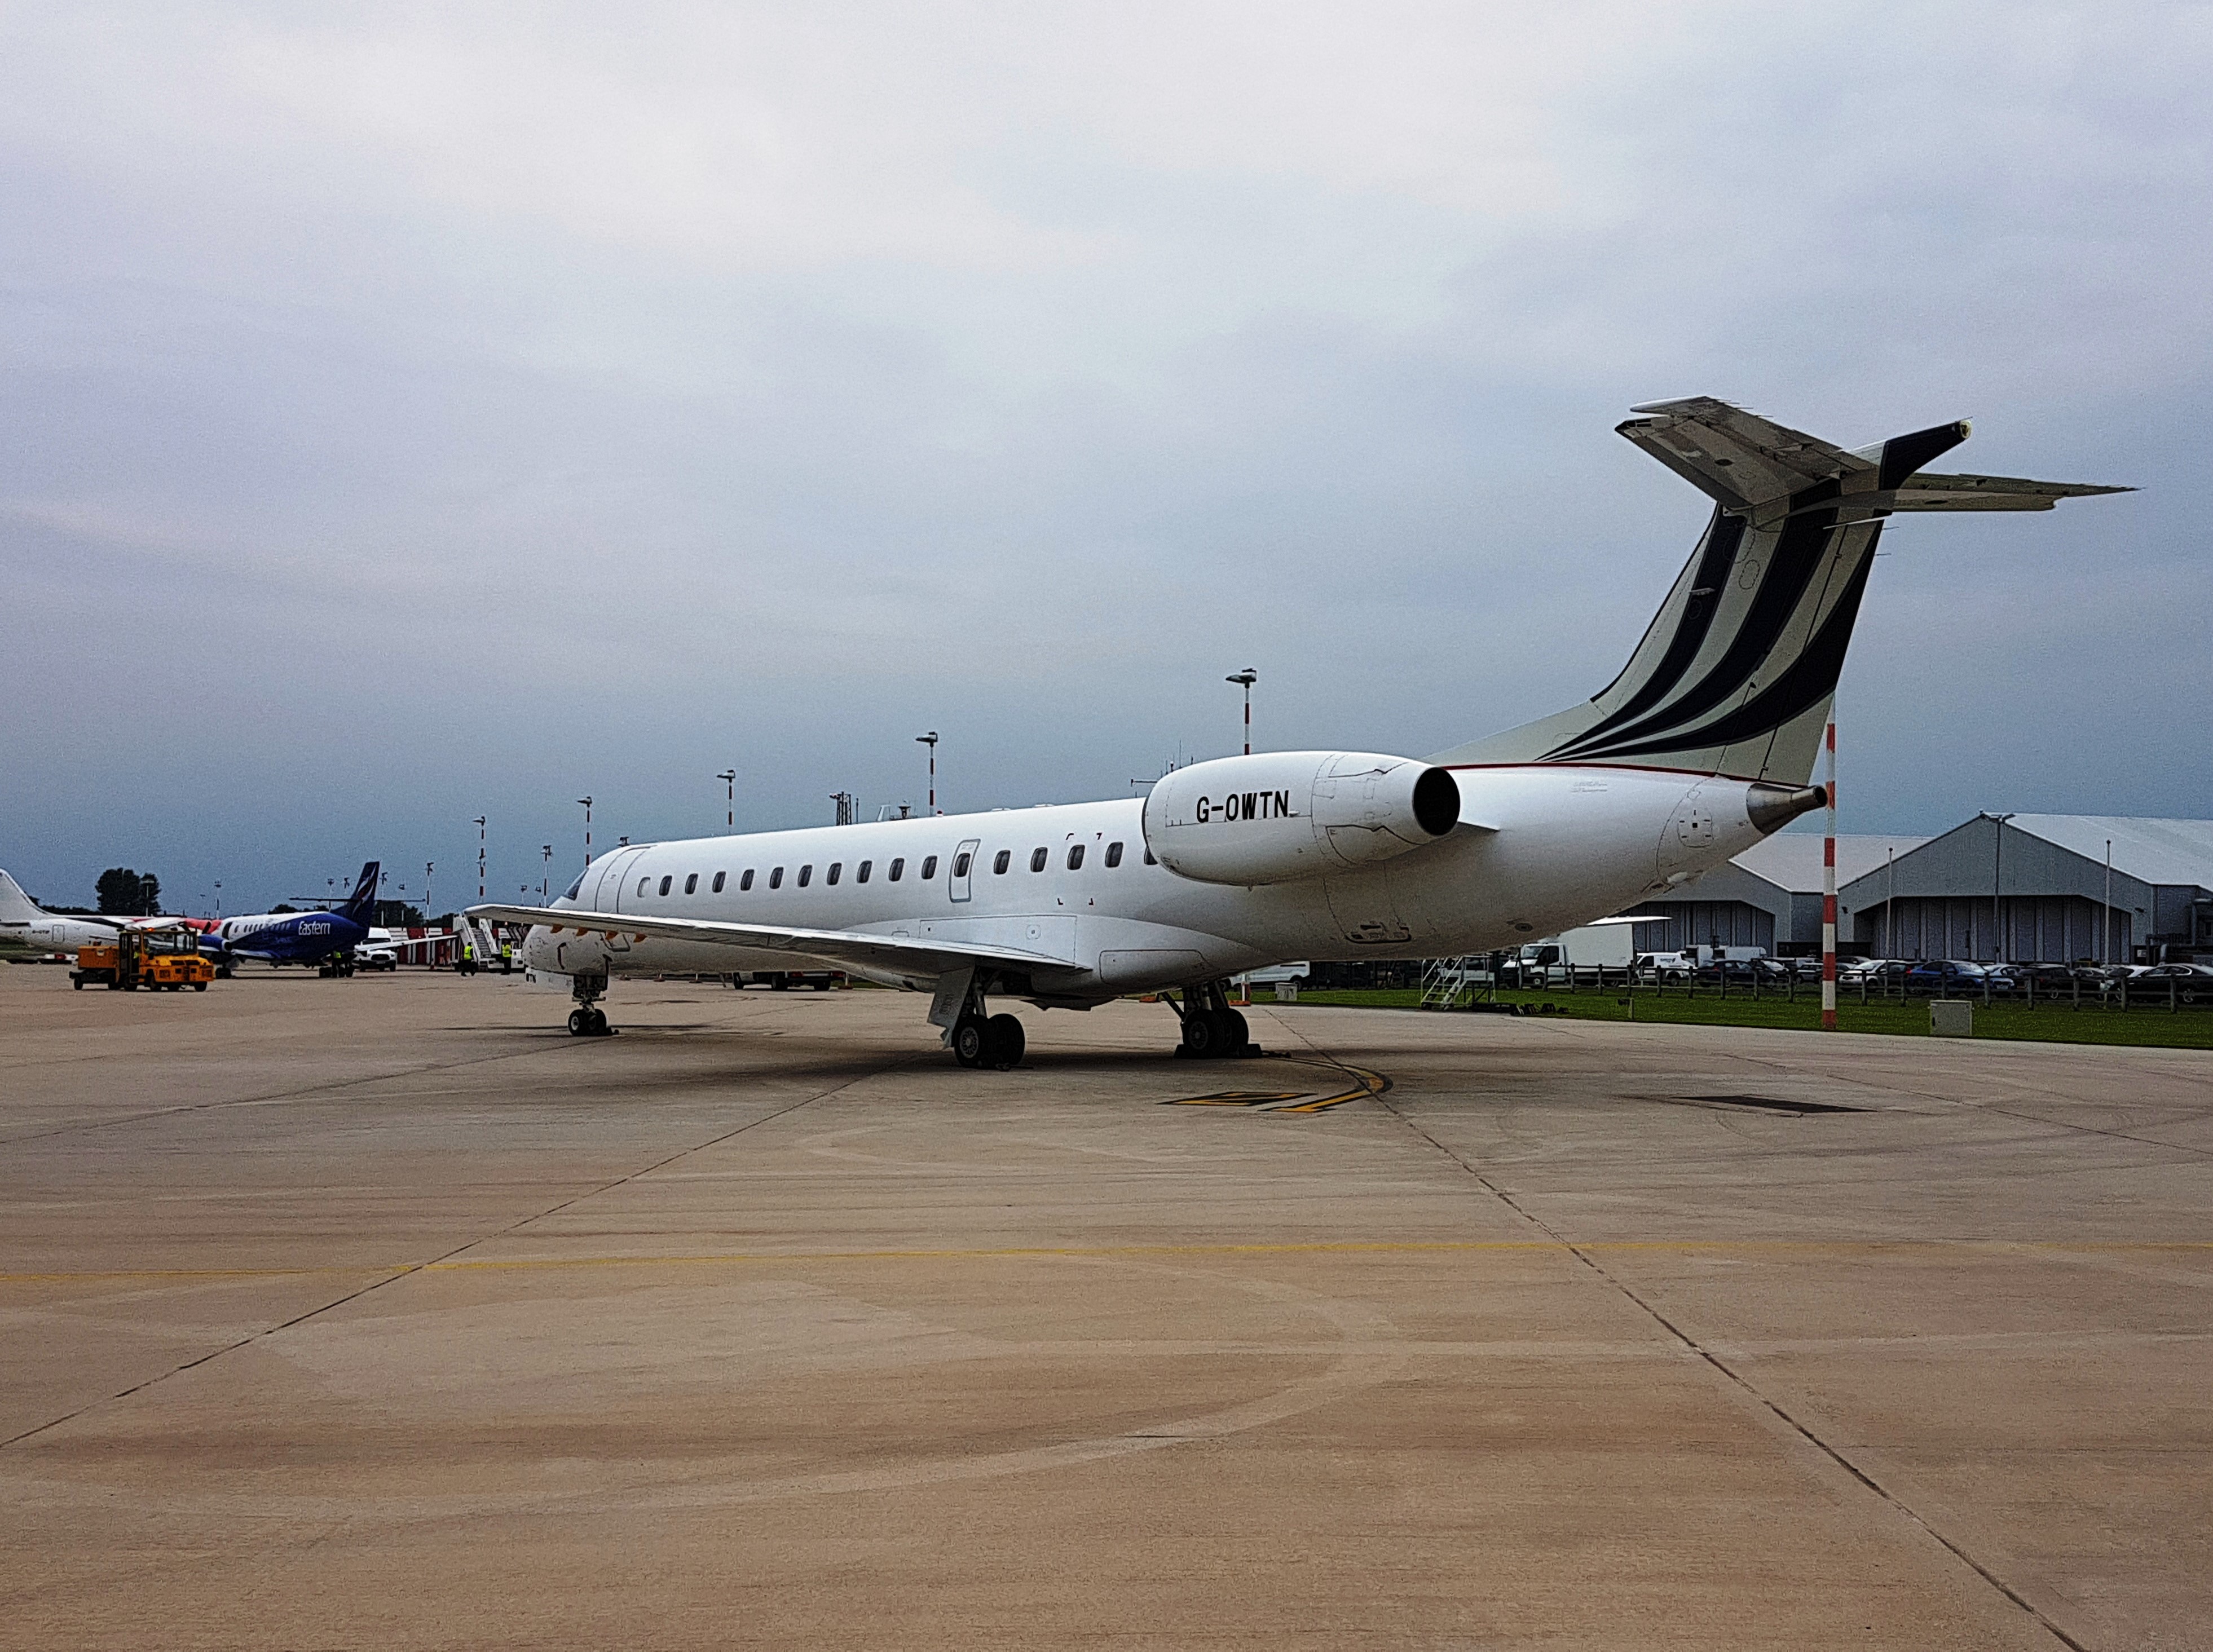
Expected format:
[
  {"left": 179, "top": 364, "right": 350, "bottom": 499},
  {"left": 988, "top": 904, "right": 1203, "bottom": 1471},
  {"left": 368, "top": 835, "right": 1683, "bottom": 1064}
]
[{"left": 1821, "top": 717, "right": 1838, "bottom": 1031}]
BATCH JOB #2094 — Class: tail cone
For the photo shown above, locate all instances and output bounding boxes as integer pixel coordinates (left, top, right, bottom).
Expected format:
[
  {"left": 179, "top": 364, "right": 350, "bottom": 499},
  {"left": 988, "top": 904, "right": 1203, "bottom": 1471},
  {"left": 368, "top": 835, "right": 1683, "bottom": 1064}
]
[{"left": 1747, "top": 783, "right": 1826, "bottom": 834}]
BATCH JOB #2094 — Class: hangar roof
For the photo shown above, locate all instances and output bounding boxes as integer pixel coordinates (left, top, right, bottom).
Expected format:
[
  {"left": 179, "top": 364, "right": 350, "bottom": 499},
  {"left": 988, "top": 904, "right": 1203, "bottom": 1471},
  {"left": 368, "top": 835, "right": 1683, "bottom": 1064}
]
[
  {"left": 2002, "top": 816, "right": 2213, "bottom": 890},
  {"left": 1734, "top": 833, "right": 1930, "bottom": 894}
]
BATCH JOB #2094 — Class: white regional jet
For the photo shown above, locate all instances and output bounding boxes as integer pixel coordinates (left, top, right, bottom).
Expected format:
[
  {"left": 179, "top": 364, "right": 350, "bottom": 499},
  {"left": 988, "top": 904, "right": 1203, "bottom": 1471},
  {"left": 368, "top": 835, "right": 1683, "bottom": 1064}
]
[
  {"left": 0, "top": 871, "right": 132, "bottom": 957},
  {"left": 470, "top": 397, "right": 2125, "bottom": 1066}
]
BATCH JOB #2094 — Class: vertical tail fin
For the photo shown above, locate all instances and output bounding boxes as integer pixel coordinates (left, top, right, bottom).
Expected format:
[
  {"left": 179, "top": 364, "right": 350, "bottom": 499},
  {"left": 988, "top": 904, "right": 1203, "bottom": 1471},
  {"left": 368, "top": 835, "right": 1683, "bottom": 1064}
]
[
  {"left": 1431, "top": 397, "right": 2128, "bottom": 784},
  {"left": 0, "top": 871, "right": 45, "bottom": 925},
  {"left": 339, "top": 862, "right": 381, "bottom": 924}
]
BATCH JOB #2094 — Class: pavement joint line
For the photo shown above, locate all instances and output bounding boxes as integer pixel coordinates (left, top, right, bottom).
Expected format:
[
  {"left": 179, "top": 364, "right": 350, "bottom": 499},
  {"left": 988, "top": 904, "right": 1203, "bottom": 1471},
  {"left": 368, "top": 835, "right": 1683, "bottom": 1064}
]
[
  {"left": 5, "top": 1236, "right": 2211, "bottom": 1286},
  {"left": 0, "top": 1053, "right": 905, "bottom": 1453},
  {"left": 0, "top": 1040, "right": 596, "bottom": 1151},
  {"left": 1353, "top": 1070, "right": 2096, "bottom": 1652}
]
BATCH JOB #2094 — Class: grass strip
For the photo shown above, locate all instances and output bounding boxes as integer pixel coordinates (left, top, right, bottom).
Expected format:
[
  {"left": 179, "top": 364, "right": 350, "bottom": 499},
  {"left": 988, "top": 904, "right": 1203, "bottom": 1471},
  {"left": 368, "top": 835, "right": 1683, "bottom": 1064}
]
[{"left": 1270, "top": 988, "right": 2213, "bottom": 1049}]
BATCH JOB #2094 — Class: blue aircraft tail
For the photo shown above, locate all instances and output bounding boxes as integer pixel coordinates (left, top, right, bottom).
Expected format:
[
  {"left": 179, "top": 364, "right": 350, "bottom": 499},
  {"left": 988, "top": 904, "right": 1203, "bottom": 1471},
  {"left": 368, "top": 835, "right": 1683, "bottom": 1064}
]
[{"left": 338, "top": 862, "right": 381, "bottom": 925}]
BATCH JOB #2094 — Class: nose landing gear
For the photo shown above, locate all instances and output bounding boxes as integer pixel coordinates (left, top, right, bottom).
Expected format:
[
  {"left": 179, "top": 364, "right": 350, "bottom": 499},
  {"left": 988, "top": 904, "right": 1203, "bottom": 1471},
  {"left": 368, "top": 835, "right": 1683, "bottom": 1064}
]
[{"left": 567, "top": 973, "right": 615, "bottom": 1037}]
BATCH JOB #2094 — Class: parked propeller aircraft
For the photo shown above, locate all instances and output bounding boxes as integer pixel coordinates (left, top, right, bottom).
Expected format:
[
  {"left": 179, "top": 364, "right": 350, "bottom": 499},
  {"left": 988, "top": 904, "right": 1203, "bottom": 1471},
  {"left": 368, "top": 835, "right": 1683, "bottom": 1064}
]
[
  {"left": 470, "top": 397, "right": 2126, "bottom": 1066},
  {"left": 209, "top": 862, "right": 381, "bottom": 973}
]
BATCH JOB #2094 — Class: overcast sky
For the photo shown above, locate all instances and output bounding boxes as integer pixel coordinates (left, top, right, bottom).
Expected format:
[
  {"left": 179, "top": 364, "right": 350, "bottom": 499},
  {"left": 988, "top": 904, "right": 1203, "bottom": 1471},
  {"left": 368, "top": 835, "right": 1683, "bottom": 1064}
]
[{"left": 3, "top": 2, "right": 2207, "bottom": 913}]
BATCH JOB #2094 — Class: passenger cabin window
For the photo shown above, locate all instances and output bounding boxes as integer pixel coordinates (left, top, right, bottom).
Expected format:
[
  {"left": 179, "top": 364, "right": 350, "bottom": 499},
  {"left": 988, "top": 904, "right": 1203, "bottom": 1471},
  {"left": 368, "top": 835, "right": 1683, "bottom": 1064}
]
[
  {"left": 1029, "top": 847, "right": 1048, "bottom": 872},
  {"left": 827, "top": 863, "right": 841, "bottom": 886},
  {"left": 638, "top": 877, "right": 651, "bottom": 896},
  {"left": 712, "top": 872, "right": 726, "bottom": 893},
  {"left": 857, "top": 860, "right": 871, "bottom": 884},
  {"left": 684, "top": 873, "right": 698, "bottom": 894},
  {"left": 889, "top": 858, "right": 905, "bottom": 881},
  {"left": 797, "top": 864, "right": 812, "bottom": 887},
  {"left": 992, "top": 850, "right": 1011, "bottom": 874},
  {"left": 769, "top": 867, "right": 783, "bottom": 889},
  {"left": 923, "top": 855, "right": 940, "bottom": 880},
  {"left": 1104, "top": 842, "right": 1123, "bottom": 868},
  {"left": 659, "top": 875, "right": 673, "bottom": 896},
  {"left": 951, "top": 852, "right": 969, "bottom": 878},
  {"left": 740, "top": 869, "right": 755, "bottom": 891},
  {"left": 1066, "top": 844, "right": 1085, "bottom": 870}
]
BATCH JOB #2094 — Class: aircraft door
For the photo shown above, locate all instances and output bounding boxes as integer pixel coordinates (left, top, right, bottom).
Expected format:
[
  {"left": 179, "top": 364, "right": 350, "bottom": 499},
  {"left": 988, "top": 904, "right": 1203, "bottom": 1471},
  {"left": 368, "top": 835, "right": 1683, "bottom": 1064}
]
[
  {"left": 949, "top": 838, "right": 980, "bottom": 904},
  {"left": 592, "top": 846, "right": 651, "bottom": 912}
]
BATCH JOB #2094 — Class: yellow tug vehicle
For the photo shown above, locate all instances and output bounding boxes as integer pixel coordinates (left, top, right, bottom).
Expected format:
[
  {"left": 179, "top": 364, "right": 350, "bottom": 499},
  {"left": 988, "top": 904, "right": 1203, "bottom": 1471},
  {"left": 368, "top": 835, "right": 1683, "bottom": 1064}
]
[{"left": 72, "top": 924, "right": 216, "bottom": 992}]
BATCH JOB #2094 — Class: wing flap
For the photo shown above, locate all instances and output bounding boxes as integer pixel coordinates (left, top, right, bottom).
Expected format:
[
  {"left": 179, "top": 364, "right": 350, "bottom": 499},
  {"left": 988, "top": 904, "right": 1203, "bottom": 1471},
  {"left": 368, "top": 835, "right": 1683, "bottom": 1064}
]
[{"left": 466, "top": 903, "right": 1086, "bottom": 983}]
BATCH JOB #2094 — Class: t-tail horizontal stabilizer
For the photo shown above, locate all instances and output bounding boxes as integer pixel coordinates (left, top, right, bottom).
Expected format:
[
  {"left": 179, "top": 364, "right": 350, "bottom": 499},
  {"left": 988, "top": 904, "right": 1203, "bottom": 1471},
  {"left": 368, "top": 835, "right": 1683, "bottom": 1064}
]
[{"left": 1431, "top": 396, "right": 2129, "bottom": 787}]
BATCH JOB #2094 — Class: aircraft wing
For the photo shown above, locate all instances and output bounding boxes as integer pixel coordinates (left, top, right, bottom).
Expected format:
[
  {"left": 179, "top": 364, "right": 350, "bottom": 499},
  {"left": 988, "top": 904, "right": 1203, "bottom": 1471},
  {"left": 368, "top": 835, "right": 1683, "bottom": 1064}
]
[{"left": 465, "top": 903, "right": 1088, "bottom": 983}]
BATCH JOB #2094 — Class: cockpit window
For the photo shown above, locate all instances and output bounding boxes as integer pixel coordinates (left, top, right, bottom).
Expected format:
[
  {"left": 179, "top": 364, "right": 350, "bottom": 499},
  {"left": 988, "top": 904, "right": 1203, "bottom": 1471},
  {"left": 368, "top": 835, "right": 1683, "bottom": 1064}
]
[{"left": 563, "top": 874, "right": 585, "bottom": 900}]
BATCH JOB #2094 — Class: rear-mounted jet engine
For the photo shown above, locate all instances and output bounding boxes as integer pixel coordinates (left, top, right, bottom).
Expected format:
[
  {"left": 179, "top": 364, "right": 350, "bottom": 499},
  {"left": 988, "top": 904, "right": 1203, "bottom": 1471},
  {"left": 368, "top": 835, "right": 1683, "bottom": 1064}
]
[{"left": 1142, "top": 751, "right": 1461, "bottom": 886}]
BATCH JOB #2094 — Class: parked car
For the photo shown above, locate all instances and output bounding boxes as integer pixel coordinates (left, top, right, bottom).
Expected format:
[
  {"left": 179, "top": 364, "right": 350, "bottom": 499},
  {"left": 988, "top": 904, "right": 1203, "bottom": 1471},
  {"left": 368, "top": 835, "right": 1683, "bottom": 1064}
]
[
  {"left": 2002, "top": 962, "right": 2092, "bottom": 996},
  {"left": 1694, "top": 956, "right": 1793, "bottom": 987},
  {"left": 1904, "top": 960, "right": 1996, "bottom": 996},
  {"left": 2138, "top": 963, "right": 2213, "bottom": 1004}
]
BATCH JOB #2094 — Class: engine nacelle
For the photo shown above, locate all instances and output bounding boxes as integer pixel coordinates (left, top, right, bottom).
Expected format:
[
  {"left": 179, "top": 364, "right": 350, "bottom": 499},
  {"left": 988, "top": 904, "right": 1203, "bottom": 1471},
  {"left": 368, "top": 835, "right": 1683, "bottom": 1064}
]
[{"left": 1141, "top": 751, "right": 1461, "bottom": 886}]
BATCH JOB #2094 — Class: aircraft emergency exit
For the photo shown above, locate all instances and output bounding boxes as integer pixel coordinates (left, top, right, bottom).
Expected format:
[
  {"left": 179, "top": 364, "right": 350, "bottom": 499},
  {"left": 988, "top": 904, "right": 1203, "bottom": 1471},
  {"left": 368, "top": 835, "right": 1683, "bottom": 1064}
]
[{"left": 469, "top": 397, "right": 2126, "bottom": 1067}]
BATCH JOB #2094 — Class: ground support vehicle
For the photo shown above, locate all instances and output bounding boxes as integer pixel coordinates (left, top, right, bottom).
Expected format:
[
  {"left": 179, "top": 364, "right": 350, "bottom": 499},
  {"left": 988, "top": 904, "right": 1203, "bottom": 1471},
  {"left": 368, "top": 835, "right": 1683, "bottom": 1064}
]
[{"left": 70, "top": 925, "right": 217, "bottom": 992}]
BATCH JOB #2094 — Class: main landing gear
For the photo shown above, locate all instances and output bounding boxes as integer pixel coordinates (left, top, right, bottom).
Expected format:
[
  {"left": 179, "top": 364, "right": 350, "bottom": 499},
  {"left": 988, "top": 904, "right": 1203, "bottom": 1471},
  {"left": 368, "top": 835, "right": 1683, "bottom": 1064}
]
[
  {"left": 952, "top": 1010, "right": 1025, "bottom": 1070},
  {"left": 941, "top": 975, "right": 1024, "bottom": 1070},
  {"left": 1172, "top": 980, "right": 1259, "bottom": 1060},
  {"left": 567, "top": 973, "right": 615, "bottom": 1037}
]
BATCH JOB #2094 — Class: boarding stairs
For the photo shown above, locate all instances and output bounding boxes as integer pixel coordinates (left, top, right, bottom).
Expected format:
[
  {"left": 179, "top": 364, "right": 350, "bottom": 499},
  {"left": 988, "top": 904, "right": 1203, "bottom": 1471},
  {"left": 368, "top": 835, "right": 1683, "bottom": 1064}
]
[{"left": 1420, "top": 956, "right": 1475, "bottom": 1010}]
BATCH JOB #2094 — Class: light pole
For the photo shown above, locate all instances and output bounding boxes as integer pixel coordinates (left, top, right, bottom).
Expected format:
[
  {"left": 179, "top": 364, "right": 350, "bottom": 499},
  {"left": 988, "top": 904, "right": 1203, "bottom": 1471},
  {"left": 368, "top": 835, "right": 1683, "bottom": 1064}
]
[
  {"left": 1980, "top": 812, "right": 2016, "bottom": 963},
  {"left": 915, "top": 732, "right": 938, "bottom": 814},
  {"left": 1885, "top": 847, "right": 1895, "bottom": 960},
  {"left": 541, "top": 845, "right": 553, "bottom": 902},
  {"left": 2103, "top": 837, "right": 2114, "bottom": 965},
  {"left": 425, "top": 862, "right": 434, "bottom": 919},
  {"left": 474, "top": 816, "right": 486, "bottom": 903},
  {"left": 214, "top": 881, "right": 222, "bottom": 920},
  {"left": 578, "top": 797, "right": 593, "bottom": 865},
  {"left": 717, "top": 770, "right": 736, "bottom": 833},
  {"left": 1226, "top": 669, "right": 1257, "bottom": 756}
]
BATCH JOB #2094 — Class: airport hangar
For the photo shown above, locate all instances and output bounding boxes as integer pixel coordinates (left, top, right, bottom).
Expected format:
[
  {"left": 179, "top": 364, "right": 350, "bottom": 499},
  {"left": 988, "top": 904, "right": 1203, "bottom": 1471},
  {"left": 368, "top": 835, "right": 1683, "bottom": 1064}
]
[{"left": 1623, "top": 814, "right": 2213, "bottom": 964}]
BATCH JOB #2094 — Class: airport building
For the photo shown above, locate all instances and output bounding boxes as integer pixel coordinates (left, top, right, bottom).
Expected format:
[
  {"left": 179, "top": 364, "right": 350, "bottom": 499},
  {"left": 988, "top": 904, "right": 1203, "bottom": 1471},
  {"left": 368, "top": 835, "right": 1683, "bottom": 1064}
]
[
  {"left": 1620, "top": 833, "right": 1928, "bottom": 957},
  {"left": 1631, "top": 815, "right": 2213, "bottom": 964},
  {"left": 1841, "top": 815, "right": 2213, "bottom": 965}
]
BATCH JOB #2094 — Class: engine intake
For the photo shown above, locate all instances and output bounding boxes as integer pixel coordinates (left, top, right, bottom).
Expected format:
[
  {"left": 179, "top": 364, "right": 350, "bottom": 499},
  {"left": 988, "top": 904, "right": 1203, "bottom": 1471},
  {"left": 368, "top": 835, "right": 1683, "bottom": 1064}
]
[{"left": 1142, "top": 752, "right": 1461, "bottom": 886}]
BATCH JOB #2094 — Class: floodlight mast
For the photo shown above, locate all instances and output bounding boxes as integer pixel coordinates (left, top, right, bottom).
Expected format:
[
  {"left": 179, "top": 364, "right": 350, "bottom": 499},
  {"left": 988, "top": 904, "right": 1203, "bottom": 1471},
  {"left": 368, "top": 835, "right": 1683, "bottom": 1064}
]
[
  {"left": 915, "top": 733, "right": 938, "bottom": 814},
  {"left": 1226, "top": 670, "right": 1257, "bottom": 756},
  {"left": 717, "top": 770, "right": 737, "bottom": 832}
]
